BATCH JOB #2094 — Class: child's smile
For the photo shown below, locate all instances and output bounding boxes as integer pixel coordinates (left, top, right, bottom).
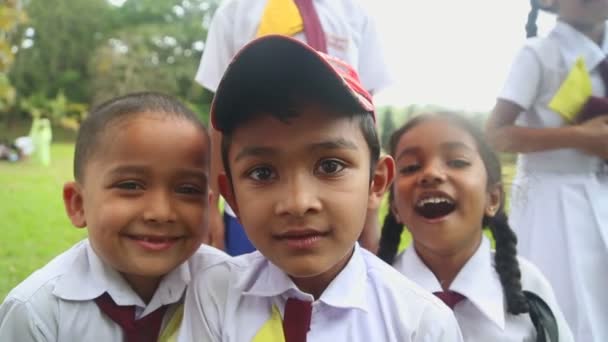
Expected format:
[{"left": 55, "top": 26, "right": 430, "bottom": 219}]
[
  {"left": 413, "top": 190, "right": 457, "bottom": 222},
  {"left": 392, "top": 118, "right": 494, "bottom": 255},
  {"left": 123, "top": 233, "right": 186, "bottom": 252},
  {"left": 67, "top": 114, "right": 210, "bottom": 293}
]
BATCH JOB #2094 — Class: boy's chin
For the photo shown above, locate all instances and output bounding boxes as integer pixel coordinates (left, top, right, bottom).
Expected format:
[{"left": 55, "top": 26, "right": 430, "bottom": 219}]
[
  {"left": 119, "top": 258, "right": 188, "bottom": 279},
  {"left": 278, "top": 254, "right": 350, "bottom": 281}
]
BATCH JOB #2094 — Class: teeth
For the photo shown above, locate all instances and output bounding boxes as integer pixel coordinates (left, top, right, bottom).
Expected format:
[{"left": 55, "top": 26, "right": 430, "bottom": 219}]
[{"left": 417, "top": 197, "right": 453, "bottom": 207}]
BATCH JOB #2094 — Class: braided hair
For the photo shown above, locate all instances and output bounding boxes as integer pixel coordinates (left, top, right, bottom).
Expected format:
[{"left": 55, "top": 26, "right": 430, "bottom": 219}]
[
  {"left": 377, "top": 113, "right": 529, "bottom": 314},
  {"left": 526, "top": 0, "right": 559, "bottom": 38},
  {"left": 526, "top": 0, "right": 541, "bottom": 38}
]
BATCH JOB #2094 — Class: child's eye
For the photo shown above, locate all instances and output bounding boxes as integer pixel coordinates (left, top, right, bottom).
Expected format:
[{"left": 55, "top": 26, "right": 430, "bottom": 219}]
[
  {"left": 176, "top": 185, "right": 203, "bottom": 195},
  {"left": 447, "top": 159, "right": 470, "bottom": 168},
  {"left": 399, "top": 164, "right": 420, "bottom": 175},
  {"left": 115, "top": 181, "right": 144, "bottom": 190},
  {"left": 316, "top": 159, "right": 345, "bottom": 175},
  {"left": 247, "top": 166, "right": 276, "bottom": 182}
]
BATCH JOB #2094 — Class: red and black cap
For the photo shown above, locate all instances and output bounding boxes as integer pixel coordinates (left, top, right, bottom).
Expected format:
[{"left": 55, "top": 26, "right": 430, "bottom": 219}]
[{"left": 210, "top": 34, "right": 375, "bottom": 133}]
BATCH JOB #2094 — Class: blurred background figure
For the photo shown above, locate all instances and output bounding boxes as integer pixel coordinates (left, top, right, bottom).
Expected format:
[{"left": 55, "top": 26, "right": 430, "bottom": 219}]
[{"left": 29, "top": 117, "right": 52, "bottom": 167}]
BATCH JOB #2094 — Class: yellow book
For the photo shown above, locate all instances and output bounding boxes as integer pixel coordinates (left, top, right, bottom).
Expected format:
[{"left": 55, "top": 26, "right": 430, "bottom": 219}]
[
  {"left": 256, "top": 0, "right": 303, "bottom": 38},
  {"left": 548, "top": 57, "right": 593, "bottom": 123},
  {"left": 252, "top": 305, "right": 286, "bottom": 342}
]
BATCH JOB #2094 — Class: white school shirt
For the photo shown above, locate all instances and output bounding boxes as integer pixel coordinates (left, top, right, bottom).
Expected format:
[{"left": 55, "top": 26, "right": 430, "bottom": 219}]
[
  {"left": 498, "top": 20, "right": 608, "bottom": 342},
  {"left": 178, "top": 244, "right": 464, "bottom": 342},
  {"left": 0, "top": 239, "right": 228, "bottom": 341},
  {"left": 196, "top": 0, "right": 392, "bottom": 94},
  {"left": 393, "top": 237, "right": 574, "bottom": 342}
]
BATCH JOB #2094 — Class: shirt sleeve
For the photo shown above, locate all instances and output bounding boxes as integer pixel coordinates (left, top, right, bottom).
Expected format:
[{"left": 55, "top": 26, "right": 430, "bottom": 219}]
[
  {"left": 0, "top": 298, "right": 50, "bottom": 342},
  {"left": 356, "top": 12, "right": 392, "bottom": 93},
  {"left": 498, "top": 46, "right": 543, "bottom": 110},
  {"left": 415, "top": 302, "right": 464, "bottom": 342},
  {"left": 177, "top": 264, "right": 230, "bottom": 342},
  {"left": 194, "top": 2, "right": 236, "bottom": 92}
]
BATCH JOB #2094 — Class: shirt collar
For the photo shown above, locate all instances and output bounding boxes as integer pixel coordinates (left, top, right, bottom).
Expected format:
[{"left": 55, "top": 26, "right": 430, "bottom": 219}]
[
  {"left": 53, "top": 239, "right": 190, "bottom": 317},
  {"left": 398, "top": 237, "right": 505, "bottom": 330},
  {"left": 551, "top": 20, "right": 608, "bottom": 71},
  {"left": 450, "top": 237, "right": 505, "bottom": 330},
  {"left": 240, "top": 244, "right": 368, "bottom": 312}
]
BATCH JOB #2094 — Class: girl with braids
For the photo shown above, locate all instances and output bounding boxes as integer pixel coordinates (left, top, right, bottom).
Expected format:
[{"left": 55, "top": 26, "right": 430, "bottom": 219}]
[
  {"left": 379, "top": 113, "right": 573, "bottom": 342},
  {"left": 486, "top": 1, "right": 608, "bottom": 340}
]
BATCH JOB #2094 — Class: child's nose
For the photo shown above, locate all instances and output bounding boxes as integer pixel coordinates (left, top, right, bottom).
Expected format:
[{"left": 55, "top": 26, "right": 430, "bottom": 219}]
[
  {"left": 418, "top": 161, "right": 446, "bottom": 187},
  {"left": 143, "top": 189, "right": 177, "bottom": 223},
  {"left": 274, "top": 175, "right": 322, "bottom": 217}
]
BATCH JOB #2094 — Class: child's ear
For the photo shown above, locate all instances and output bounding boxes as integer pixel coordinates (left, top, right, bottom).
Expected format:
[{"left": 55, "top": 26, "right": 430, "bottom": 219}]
[
  {"left": 63, "top": 181, "right": 86, "bottom": 228},
  {"left": 368, "top": 155, "right": 395, "bottom": 210},
  {"left": 218, "top": 173, "right": 239, "bottom": 217},
  {"left": 485, "top": 182, "right": 503, "bottom": 217}
]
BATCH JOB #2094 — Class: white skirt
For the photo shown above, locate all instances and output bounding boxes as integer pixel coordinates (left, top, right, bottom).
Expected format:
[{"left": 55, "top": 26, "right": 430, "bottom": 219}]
[{"left": 509, "top": 171, "right": 608, "bottom": 342}]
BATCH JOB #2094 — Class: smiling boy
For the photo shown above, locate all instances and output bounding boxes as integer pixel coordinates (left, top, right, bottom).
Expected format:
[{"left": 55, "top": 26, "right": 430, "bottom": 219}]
[{"left": 0, "top": 92, "right": 228, "bottom": 341}]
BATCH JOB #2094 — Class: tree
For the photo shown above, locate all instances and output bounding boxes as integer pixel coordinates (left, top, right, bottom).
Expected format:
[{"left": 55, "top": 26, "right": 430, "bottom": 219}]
[
  {"left": 88, "top": 0, "right": 220, "bottom": 121},
  {"left": 0, "top": 0, "right": 27, "bottom": 119},
  {"left": 6, "top": 0, "right": 220, "bottom": 125},
  {"left": 9, "top": 0, "right": 112, "bottom": 104},
  {"left": 380, "top": 107, "right": 396, "bottom": 151}
]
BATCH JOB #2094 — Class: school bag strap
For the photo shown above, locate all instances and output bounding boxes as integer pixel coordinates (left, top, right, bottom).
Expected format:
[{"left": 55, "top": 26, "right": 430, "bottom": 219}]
[{"left": 524, "top": 290, "right": 559, "bottom": 342}]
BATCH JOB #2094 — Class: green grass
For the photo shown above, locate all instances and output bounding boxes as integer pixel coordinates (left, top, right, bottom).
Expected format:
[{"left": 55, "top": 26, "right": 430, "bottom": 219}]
[{"left": 0, "top": 144, "right": 86, "bottom": 300}]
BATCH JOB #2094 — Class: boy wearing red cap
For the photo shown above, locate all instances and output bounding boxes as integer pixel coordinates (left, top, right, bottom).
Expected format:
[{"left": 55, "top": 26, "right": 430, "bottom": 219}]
[{"left": 178, "top": 36, "right": 462, "bottom": 342}]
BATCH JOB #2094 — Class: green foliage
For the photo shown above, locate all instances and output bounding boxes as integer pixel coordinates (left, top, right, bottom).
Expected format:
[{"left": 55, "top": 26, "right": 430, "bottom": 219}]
[
  {"left": 9, "top": 0, "right": 111, "bottom": 103},
  {"left": 0, "top": 74, "right": 16, "bottom": 114},
  {"left": 4, "top": 0, "right": 221, "bottom": 125},
  {"left": 18, "top": 91, "right": 86, "bottom": 130},
  {"left": 0, "top": 0, "right": 27, "bottom": 120}
]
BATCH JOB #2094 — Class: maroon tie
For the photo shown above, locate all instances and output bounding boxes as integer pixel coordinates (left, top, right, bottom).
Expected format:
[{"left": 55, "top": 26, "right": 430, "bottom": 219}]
[
  {"left": 283, "top": 298, "right": 313, "bottom": 342},
  {"left": 433, "top": 291, "right": 465, "bottom": 310},
  {"left": 576, "top": 58, "right": 608, "bottom": 123},
  {"left": 94, "top": 293, "right": 167, "bottom": 342},
  {"left": 293, "top": 0, "right": 327, "bottom": 53}
]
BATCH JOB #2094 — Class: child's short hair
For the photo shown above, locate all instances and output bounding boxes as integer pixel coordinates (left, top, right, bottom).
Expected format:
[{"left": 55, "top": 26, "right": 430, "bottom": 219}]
[
  {"left": 74, "top": 92, "right": 207, "bottom": 181},
  {"left": 208, "top": 35, "right": 380, "bottom": 180}
]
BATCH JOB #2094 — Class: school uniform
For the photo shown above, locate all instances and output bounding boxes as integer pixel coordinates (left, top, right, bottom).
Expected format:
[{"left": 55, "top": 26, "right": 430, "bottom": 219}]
[
  {"left": 196, "top": 0, "right": 391, "bottom": 94},
  {"left": 498, "top": 20, "right": 608, "bottom": 342},
  {"left": 178, "top": 244, "right": 463, "bottom": 342},
  {"left": 195, "top": 0, "right": 392, "bottom": 256},
  {"left": 394, "top": 237, "right": 574, "bottom": 342},
  {"left": 0, "top": 239, "right": 228, "bottom": 341}
]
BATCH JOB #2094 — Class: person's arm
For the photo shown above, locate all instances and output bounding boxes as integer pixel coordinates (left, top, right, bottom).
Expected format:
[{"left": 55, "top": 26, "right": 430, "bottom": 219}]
[
  {"left": 486, "top": 99, "right": 608, "bottom": 158},
  {"left": 486, "top": 42, "right": 608, "bottom": 158}
]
